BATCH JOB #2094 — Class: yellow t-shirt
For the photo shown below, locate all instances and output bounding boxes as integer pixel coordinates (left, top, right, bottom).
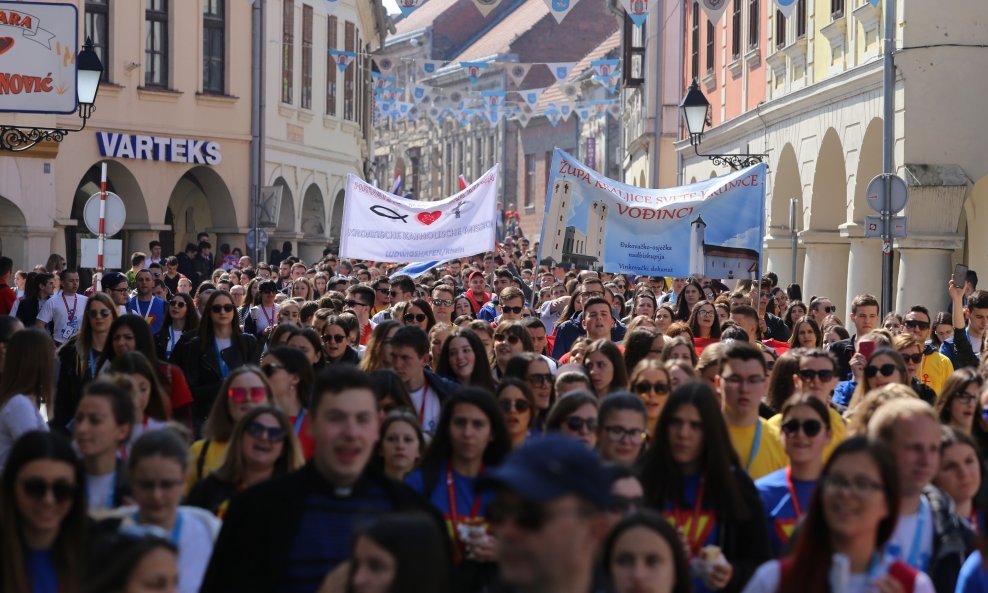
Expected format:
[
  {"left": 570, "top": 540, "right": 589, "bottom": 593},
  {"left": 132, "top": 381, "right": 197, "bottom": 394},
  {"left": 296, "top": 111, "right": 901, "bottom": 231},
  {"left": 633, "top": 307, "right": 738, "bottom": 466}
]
[
  {"left": 918, "top": 351, "right": 954, "bottom": 395},
  {"left": 767, "top": 406, "right": 846, "bottom": 462},
  {"left": 185, "top": 438, "right": 229, "bottom": 495},
  {"left": 727, "top": 419, "right": 788, "bottom": 480}
]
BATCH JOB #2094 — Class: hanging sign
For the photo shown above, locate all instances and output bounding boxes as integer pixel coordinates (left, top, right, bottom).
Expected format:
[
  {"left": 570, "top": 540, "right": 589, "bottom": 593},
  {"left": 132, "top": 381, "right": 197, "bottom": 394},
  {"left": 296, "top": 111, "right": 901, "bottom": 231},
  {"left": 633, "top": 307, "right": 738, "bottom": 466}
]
[{"left": 0, "top": 1, "right": 78, "bottom": 114}]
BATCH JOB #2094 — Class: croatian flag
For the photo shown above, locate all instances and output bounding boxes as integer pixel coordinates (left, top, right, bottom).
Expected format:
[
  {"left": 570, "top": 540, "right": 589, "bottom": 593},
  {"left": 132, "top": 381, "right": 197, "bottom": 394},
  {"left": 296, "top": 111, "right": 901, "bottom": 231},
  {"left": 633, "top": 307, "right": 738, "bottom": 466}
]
[
  {"left": 391, "top": 172, "right": 403, "bottom": 195},
  {"left": 458, "top": 175, "right": 468, "bottom": 190}
]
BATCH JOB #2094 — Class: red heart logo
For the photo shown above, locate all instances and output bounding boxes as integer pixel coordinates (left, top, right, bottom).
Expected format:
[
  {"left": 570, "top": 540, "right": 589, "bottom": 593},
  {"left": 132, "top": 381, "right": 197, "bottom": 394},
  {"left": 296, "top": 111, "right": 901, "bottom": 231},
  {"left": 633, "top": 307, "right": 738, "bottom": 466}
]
[
  {"left": 417, "top": 211, "right": 442, "bottom": 225},
  {"left": 0, "top": 37, "right": 13, "bottom": 56}
]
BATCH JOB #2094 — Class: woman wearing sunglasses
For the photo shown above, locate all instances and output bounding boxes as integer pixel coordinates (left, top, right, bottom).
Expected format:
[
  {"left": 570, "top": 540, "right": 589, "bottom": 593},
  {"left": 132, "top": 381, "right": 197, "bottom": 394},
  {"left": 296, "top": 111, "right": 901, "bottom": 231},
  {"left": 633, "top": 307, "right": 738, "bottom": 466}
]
[
  {"left": 173, "top": 290, "right": 260, "bottom": 433},
  {"left": 1, "top": 431, "right": 88, "bottom": 593},
  {"left": 320, "top": 314, "right": 361, "bottom": 366},
  {"left": 504, "top": 352, "right": 555, "bottom": 434},
  {"left": 0, "top": 329, "right": 54, "bottom": 473},
  {"left": 260, "top": 346, "right": 315, "bottom": 459},
  {"left": 545, "top": 390, "right": 600, "bottom": 449},
  {"left": 405, "top": 388, "right": 512, "bottom": 592},
  {"left": 436, "top": 328, "right": 496, "bottom": 391},
  {"left": 755, "top": 395, "right": 831, "bottom": 557},
  {"left": 115, "top": 429, "right": 221, "bottom": 593},
  {"left": 934, "top": 368, "right": 987, "bottom": 445},
  {"left": 402, "top": 298, "right": 437, "bottom": 333},
  {"left": 892, "top": 334, "right": 937, "bottom": 405},
  {"left": 185, "top": 367, "right": 272, "bottom": 493},
  {"left": 639, "top": 382, "right": 771, "bottom": 593},
  {"left": 629, "top": 359, "right": 673, "bottom": 434},
  {"left": 492, "top": 322, "right": 533, "bottom": 381},
  {"left": 742, "top": 437, "right": 935, "bottom": 593},
  {"left": 495, "top": 379, "right": 535, "bottom": 448},
  {"left": 840, "top": 346, "right": 909, "bottom": 413},
  {"left": 243, "top": 279, "right": 279, "bottom": 342},
  {"left": 187, "top": 406, "right": 303, "bottom": 518},
  {"left": 155, "top": 292, "right": 199, "bottom": 363},
  {"left": 53, "top": 293, "right": 118, "bottom": 433}
]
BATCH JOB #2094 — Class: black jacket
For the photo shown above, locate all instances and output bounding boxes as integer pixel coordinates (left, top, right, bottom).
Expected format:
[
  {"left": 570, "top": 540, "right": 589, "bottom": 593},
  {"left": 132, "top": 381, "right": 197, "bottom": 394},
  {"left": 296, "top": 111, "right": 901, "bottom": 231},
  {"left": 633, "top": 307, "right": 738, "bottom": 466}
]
[
  {"left": 925, "top": 484, "right": 974, "bottom": 593},
  {"left": 53, "top": 340, "right": 101, "bottom": 434},
  {"left": 199, "top": 463, "right": 441, "bottom": 593},
  {"left": 171, "top": 332, "right": 259, "bottom": 420},
  {"left": 827, "top": 335, "right": 858, "bottom": 380},
  {"left": 763, "top": 312, "right": 790, "bottom": 342}
]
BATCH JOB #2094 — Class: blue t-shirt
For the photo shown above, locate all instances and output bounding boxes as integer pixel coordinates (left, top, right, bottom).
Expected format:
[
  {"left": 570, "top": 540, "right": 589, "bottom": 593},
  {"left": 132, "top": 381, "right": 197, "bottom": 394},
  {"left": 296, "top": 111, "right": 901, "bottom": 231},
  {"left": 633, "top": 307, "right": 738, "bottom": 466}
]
[
  {"left": 128, "top": 296, "right": 167, "bottom": 335},
  {"left": 832, "top": 380, "right": 856, "bottom": 408},
  {"left": 664, "top": 473, "right": 720, "bottom": 593},
  {"left": 406, "top": 462, "right": 494, "bottom": 521},
  {"left": 957, "top": 550, "right": 988, "bottom": 593},
  {"left": 26, "top": 548, "right": 58, "bottom": 593},
  {"left": 755, "top": 467, "right": 817, "bottom": 557}
]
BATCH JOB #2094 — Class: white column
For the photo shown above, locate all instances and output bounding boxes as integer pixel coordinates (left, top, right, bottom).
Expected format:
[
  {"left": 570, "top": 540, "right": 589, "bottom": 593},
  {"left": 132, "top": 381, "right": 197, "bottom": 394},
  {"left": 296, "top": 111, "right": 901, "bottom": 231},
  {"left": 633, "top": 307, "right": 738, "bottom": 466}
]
[
  {"left": 763, "top": 235, "right": 804, "bottom": 287},
  {"left": 895, "top": 236, "right": 963, "bottom": 314},
  {"left": 841, "top": 223, "right": 884, "bottom": 312},
  {"left": 800, "top": 230, "right": 850, "bottom": 318}
]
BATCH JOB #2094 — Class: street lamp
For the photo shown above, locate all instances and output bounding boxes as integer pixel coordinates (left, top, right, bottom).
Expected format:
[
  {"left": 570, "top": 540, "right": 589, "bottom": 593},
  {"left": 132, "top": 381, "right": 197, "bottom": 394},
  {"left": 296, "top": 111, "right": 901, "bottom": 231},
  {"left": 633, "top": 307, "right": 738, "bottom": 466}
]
[
  {"left": 679, "top": 79, "right": 766, "bottom": 169},
  {"left": 0, "top": 37, "right": 104, "bottom": 152}
]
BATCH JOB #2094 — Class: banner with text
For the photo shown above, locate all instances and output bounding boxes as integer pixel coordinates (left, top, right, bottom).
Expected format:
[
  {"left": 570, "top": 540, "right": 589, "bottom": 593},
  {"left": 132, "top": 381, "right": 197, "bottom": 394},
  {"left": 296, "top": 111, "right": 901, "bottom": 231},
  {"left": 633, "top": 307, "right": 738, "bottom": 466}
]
[
  {"left": 537, "top": 149, "right": 765, "bottom": 279},
  {"left": 341, "top": 166, "right": 499, "bottom": 262}
]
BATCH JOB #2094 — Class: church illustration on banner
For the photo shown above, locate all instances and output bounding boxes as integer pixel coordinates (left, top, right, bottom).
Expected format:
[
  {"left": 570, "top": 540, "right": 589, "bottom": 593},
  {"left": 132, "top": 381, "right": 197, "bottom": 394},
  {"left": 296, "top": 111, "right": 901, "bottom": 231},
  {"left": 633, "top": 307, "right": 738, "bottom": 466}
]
[
  {"left": 543, "top": 180, "right": 608, "bottom": 270},
  {"left": 689, "top": 215, "right": 759, "bottom": 280}
]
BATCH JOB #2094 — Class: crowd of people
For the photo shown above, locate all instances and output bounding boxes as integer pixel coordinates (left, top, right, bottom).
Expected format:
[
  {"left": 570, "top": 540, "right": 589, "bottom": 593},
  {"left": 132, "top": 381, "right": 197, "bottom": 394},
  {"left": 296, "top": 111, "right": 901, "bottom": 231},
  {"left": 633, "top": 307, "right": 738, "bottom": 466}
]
[{"left": 1, "top": 234, "right": 988, "bottom": 593}]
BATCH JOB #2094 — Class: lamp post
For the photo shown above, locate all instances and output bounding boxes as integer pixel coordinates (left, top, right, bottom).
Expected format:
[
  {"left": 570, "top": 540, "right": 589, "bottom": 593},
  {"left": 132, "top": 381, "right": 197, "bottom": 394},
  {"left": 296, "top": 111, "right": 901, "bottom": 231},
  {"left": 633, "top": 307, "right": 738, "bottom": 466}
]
[
  {"left": 0, "top": 37, "right": 104, "bottom": 152},
  {"left": 679, "top": 79, "right": 766, "bottom": 169}
]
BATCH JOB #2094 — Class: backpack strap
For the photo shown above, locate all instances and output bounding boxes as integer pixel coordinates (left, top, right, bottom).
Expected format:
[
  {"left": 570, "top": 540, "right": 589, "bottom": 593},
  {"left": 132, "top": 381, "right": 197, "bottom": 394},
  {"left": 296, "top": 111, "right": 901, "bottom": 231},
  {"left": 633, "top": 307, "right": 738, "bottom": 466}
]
[{"left": 196, "top": 439, "right": 212, "bottom": 480}]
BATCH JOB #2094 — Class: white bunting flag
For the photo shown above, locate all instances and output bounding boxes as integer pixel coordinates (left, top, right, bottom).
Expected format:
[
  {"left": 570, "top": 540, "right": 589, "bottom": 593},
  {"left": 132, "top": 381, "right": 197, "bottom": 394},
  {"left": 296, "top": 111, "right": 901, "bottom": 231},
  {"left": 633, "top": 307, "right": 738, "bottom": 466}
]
[
  {"left": 421, "top": 60, "right": 444, "bottom": 76},
  {"left": 543, "top": 0, "right": 581, "bottom": 23},
  {"left": 699, "top": 0, "right": 729, "bottom": 23},
  {"left": 395, "top": 0, "right": 425, "bottom": 17},
  {"left": 471, "top": 0, "right": 504, "bottom": 17},
  {"left": 482, "top": 90, "right": 506, "bottom": 109},
  {"left": 520, "top": 87, "right": 546, "bottom": 107},
  {"left": 774, "top": 0, "right": 797, "bottom": 17},
  {"left": 506, "top": 63, "right": 533, "bottom": 87},
  {"left": 461, "top": 61, "right": 490, "bottom": 84},
  {"left": 591, "top": 59, "right": 620, "bottom": 81},
  {"left": 545, "top": 62, "right": 576, "bottom": 82},
  {"left": 329, "top": 50, "right": 357, "bottom": 73}
]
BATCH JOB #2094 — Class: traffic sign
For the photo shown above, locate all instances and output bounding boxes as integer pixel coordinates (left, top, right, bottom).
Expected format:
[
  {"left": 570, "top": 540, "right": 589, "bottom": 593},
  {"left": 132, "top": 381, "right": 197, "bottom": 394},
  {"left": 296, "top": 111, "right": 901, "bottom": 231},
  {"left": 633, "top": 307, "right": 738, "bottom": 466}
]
[
  {"left": 83, "top": 191, "right": 127, "bottom": 236},
  {"left": 864, "top": 215, "right": 907, "bottom": 238},
  {"left": 866, "top": 174, "right": 908, "bottom": 215},
  {"left": 80, "top": 238, "right": 122, "bottom": 268},
  {"left": 246, "top": 229, "right": 269, "bottom": 250}
]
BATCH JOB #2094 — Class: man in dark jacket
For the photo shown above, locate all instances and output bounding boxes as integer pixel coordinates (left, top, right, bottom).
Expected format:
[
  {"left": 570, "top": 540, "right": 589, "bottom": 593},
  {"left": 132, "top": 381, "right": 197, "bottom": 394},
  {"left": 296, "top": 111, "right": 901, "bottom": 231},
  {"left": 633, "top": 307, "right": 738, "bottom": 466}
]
[{"left": 200, "top": 365, "right": 441, "bottom": 593}]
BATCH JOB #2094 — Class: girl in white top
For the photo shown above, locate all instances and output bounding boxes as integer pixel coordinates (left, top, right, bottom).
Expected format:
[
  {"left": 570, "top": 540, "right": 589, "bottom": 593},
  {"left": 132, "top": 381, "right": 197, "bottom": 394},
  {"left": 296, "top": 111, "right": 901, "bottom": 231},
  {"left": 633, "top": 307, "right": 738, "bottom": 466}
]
[
  {"left": 0, "top": 328, "right": 53, "bottom": 472},
  {"left": 742, "top": 437, "right": 934, "bottom": 593}
]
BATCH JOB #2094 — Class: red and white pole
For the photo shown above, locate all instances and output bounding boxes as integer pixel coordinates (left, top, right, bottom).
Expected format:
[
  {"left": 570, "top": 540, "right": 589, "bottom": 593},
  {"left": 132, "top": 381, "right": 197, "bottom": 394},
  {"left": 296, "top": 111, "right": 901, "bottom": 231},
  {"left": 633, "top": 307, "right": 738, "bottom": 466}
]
[{"left": 97, "top": 162, "right": 107, "bottom": 277}]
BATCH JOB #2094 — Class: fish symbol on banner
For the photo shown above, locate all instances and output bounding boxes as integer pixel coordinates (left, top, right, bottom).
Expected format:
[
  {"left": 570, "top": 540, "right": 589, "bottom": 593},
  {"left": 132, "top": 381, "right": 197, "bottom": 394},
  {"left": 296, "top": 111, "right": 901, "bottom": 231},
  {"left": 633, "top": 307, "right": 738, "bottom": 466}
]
[
  {"left": 543, "top": 0, "right": 580, "bottom": 23},
  {"left": 546, "top": 62, "right": 575, "bottom": 82},
  {"left": 621, "top": 0, "right": 650, "bottom": 26},
  {"left": 461, "top": 62, "right": 489, "bottom": 84},
  {"left": 700, "top": 0, "right": 728, "bottom": 22},
  {"left": 774, "top": 0, "right": 797, "bottom": 17},
  {"left": 396, "top": 0, "right": 425, "bottom": 17}
]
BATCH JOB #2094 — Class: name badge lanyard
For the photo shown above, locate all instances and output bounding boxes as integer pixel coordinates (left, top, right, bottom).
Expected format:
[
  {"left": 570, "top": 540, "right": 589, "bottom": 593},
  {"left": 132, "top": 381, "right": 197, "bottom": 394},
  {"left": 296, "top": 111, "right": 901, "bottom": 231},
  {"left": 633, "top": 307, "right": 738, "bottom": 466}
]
[
  {"left": 294, "top": 408, "right": 306, "bottom": 435},
  {"left": 785, "top": 466, "right": 803, "bottom": 518},
  {"left": 417, "top": 384, "right": 430, "bottom": 424},
  {"left": 62, "top": 293, "right": 78, "bottom": 322},
  {"left": 745, "top": 421, "right": 762, "bottom": 474},
  {"left": 133, "top": 298, "right": 153, "bottom": 322},
  {"left": 905, "top": 497, "right": 929, "bottom": 569},
  {"left": 446, "top": 463, "right": 484, "bottom": 526}
]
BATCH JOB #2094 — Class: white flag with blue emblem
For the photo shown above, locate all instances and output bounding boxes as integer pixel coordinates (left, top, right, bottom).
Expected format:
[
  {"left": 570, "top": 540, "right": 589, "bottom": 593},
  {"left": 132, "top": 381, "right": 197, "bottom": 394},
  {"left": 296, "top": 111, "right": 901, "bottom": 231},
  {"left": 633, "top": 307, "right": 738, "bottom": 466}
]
[
  {"left": 545, "top": 62, "right": 576, "bottom": 82},
  {"left": 520, "top": 87, "right": 546, "bottom": 107},
  {"left": 543, "top": 0, "right": 581, "bottom": 23},
  {"left": 775, "top": 0, "right": 797, "bottom": 17},
  {"left": 421, "top": 60, "right": 444, "bottom": 75},
  {"left": 700, "top": 0, "right": 729, "bottom": 22}
]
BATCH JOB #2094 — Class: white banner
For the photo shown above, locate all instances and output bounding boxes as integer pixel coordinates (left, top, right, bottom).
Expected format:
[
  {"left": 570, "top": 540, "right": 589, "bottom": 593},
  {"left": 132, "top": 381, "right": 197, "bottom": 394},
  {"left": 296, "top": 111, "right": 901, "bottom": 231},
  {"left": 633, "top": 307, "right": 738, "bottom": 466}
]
[
  {"left": 0, "top": 1, "right": 78, "bottom": 114},
  {"left": 340, "top": 166, "right": 500, "bottom": 262}
]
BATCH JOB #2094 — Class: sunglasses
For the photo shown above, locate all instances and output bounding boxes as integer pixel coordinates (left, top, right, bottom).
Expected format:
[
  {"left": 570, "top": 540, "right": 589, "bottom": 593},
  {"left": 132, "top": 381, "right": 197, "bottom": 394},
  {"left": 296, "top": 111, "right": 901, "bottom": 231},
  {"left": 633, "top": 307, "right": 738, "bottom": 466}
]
[
  {"left": 19, "top": 478, "right": 77, "bottom": 503},
  {"left": 246, "top": 421, "right": 286, "bottom": 442},
  {"left": 344, "top": 299, "right": 368, "bottom": 308},
  {"left": 899, "top": 352, "right": 924, "bottom": 364},
  {"left": 526, "top": 373, "right": 553, "bottom": 386},
  {"left": 485, "top": 497, "right": 583, "bottom": 531},
  {"left": 820, "top": 305, "right": 836, "bottom": 313},
  {"left": 781, "top": 418, "right": 824, "bottom": 438},
  {"left": 499, "top": 398, "right": 531, "bottom": 413},
  {"left": 798, "top": 369, "right": 835, "bottom": 382},
  {"left": 261, "top": 363, "right": 285, "bottom": 376},
  {"left": 904, "top": 319, "right": 931, "bottom": 330},
  {"left": 322, "top": 334, "right": 347, "bottom": 344},
  {"left": 388, "top": 290, "right": 402, "bottom": 297},
  {"left": 168, "top": 300, "right": 186, "bottom": 308},
  {"left": 211, "top": 303, "right": 236, "bottom": 313},
  {"left": 864, "top": 364, "right": 899, "bottom": 379},
  {"left": 87, "top": 308, "right": 112, "bottom": 319},
  {"left": 494, "top": 334, "right": 521, "bottom": 344},
  {"left": 376, "top": 287, "right": 391, "bottom": 294},
  {"left": 564, "top": 416, "right": 597, "bottom": 432},
  {"left": 403, "top": 313, "right": 427, "bottom": 323},
  {"left": 433, "top": 299, "right": 454, "bottom": 307},
  {"left": 502, "top": 306, "right": 524, "bottom": 314},
  {"left": 602, "top": 425, "right": 648, "bottom": 442},
  {"left": 228, "top": 387, "right": 267, "bottom": 404},
  {"left": 633, "top": 381, "right": 670, "bottom": 395}
]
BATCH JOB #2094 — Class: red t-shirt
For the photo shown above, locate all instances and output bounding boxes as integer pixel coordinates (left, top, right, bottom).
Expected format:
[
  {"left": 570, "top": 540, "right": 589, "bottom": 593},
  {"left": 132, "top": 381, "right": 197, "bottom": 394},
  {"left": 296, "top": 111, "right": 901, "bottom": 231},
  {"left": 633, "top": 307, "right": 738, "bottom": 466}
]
[{"left": 0, "top": 283, "right": 15, "bottom": 315}]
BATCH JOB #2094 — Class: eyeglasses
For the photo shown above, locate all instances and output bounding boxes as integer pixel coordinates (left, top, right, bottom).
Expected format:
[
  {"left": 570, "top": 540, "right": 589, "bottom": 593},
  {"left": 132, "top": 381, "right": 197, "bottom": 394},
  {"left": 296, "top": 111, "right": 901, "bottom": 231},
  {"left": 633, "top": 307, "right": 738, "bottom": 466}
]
[
  {"left": 526, "top": 373, "right": 553, "bottom": 386},
  {"left": 133, "top": 479, "right": 183, "bottom": 492},
  {"left": 87, "top": 308, "right": 112, "bottom": 319},
  {"left": 798, "top": 369, "right": 835, "bottom": 382},
  {"left": 403, "top": 313, "right": 427, "bottom": 323},
  {"left": 246, "top": 421, "right": 287, "bottom": 442},
  {"left": 211, "top": 303, "right": 235, "bottom": 313},
  {"left": 228, "top": 387, "right": 267, "bottom": 404},
  {"left": 585, "top": 290, "right": 605, "bottom": 298},
  {"left": 864, "top": 364, "right": 899, "bottom": 379},
  {"left": 322, "top": 334, "right": 347, "bottom": 344},
  {"left": 433, "top": 299, "right": 454, "bottom": 307},
  {"left": 494, "top": 334, "right": 521, "bottom": 344},
  {"left": 781, "top": 418, "right": 824, "bottom": 437},
  {"left": 633, "top": 381, "right": 670, "bottom": 395},
  {"left": 168, "top": 300, "right": 186, "bottom": 308},
  {"left": 608, "top": 495, "right": 644, "bottom": 515},
  {"left": 955, "top": 393, "right": 978, "bottom": 405},
  {"left": 564, "top": 416, "right": 597, "bottom": 432},
  {"left": 501, "top": 306, "right": 524, "bottom": 315},
  {"left": 110, "top": 286, "right": 130, "bottom": 293},
  {"left": 486, "top": 497, "right": 587, "bottom": 531},
  {"left": 823, "top": 475, "right": 883, "bottom": 496},
  {"left": 19, "top": 478, "right": 77, "bottom": 503},
  {"left": 696, "top": 309, "right": 716, "bottom": 317},
  {"left": 261, "top": 363, "right": 285, "bottom": 376},
  {"left": 904, "top": 320, "right": 931, "bottom": 330},
  {"left": 344, "top": 299, "right": 368, "bottom": 308},
  {"left": 602, "top": 425, "right": 648, "bottom": 443},
  {"left": 499, "top": 398, "right": 531, "bottom": 413},
  {"left": 899, "top": 352, "right": 924, "bottom": 364}
]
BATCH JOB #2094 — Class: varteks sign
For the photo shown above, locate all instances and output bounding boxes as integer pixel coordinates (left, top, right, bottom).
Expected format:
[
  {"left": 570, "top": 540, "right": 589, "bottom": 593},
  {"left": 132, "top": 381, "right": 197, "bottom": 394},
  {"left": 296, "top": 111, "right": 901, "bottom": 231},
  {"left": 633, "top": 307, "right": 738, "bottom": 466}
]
[{"left": 96, "top": 132, "right": 222, "bottom": 165}]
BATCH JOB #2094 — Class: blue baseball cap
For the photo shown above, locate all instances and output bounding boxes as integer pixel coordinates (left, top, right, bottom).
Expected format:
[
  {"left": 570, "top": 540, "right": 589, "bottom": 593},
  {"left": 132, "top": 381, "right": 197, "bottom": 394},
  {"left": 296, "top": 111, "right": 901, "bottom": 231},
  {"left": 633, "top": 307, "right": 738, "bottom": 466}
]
[{"left": 479, "top": 435, "right": 615, "bottom": 509}]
